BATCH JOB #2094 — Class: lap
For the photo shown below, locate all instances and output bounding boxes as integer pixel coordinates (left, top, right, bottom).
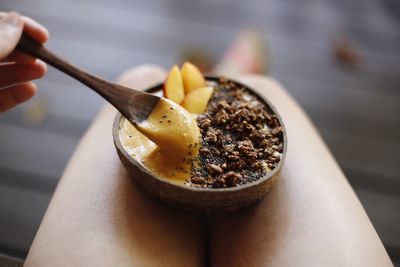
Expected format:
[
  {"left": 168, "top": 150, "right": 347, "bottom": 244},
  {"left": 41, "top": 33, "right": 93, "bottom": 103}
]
[{"left": 24, "top": 66, "right": 391, "bottom": 267}]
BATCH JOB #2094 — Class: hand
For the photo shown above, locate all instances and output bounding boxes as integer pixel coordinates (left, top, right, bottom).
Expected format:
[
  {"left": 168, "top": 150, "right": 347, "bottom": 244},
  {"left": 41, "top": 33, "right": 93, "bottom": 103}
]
[{"left": 0, "top": 11, "right": 48, "bottom": 113}]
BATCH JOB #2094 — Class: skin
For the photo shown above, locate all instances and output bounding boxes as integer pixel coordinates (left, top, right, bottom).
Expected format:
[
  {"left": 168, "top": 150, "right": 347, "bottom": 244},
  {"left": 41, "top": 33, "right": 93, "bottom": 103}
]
[
  {"left": 0, "top": 11, "right": 48, "bottom": 113},
  {"left": 24, "top": 65, "right": 393, "bottom": 266},
  {"left": 0, "top": 11, "right": 391, "bottom": 266}
]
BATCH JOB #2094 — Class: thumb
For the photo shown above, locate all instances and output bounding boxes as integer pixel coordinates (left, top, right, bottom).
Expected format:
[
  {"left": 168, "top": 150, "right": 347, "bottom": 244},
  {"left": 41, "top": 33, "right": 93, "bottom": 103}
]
[{"left": 0, "top": 12, "right": 23, "bottom": 60}]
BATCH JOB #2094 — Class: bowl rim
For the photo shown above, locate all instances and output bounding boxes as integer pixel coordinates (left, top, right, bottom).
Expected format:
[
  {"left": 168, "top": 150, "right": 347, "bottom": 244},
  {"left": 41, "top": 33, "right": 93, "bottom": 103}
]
[{"left": 112, "top": 76, "right": 288, "bottom": 193}]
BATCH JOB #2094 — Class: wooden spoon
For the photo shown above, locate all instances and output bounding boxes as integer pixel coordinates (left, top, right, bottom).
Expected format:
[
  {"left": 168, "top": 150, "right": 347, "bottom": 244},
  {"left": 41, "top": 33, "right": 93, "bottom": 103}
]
[{"left": 17, "top": 34, "right": 159, "bottom": 124}]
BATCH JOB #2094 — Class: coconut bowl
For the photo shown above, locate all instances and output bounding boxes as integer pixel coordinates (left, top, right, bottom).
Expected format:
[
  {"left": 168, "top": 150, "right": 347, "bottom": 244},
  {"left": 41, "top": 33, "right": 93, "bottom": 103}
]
[{"left": 112, "top": 77, "right": 287, "bottom": 212}]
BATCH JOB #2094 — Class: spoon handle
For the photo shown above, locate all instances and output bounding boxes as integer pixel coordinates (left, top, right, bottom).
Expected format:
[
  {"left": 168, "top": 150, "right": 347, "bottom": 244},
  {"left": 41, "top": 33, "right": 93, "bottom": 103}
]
[{"left": 16, "top": 34, "right": 138, "bottom": 109}]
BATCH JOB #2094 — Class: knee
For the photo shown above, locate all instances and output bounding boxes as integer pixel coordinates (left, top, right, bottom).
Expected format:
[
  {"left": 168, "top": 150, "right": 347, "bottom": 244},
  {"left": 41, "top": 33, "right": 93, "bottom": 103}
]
[{"left": 117, "top": 64, "right": 167, "bottom": 91}]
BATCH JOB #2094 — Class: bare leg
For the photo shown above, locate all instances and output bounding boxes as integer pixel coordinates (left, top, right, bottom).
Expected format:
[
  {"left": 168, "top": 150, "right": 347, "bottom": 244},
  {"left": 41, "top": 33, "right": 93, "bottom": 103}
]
[
  {"left": 209, "top": 76, "right": 392, "bottom": 267},
  {"left": 24, "top": 65, "right": 206, "bottom": 267}
]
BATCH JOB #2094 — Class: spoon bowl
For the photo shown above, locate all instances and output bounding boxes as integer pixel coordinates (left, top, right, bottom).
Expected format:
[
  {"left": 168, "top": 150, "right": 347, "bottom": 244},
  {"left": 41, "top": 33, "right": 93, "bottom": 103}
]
[{"left": 113, "top": 77, "right": 287, "bottom": 212}]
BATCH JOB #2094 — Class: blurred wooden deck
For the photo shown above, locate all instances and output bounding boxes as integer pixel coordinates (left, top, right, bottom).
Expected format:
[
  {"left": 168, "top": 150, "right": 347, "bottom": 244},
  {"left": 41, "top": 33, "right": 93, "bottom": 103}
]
[{"left": 0, "top": 0, "right": 399, "bottom": 264}]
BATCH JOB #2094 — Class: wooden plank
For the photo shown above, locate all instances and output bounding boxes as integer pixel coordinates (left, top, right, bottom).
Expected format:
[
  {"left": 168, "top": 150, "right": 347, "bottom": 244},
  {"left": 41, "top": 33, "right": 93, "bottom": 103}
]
[
  {"left": 355, "top": 188, "right": 400, "bottom": 249},
  {"left": 272, "top": 55, "right": 400, "bottom": 97},
  {"left": 345, "top": 168, "right": 400, "bottom": 197},
  {"left": 320, "top": 128, "right": 400, "bottom": 179},
  {"left": 0, "top": 184, "right": 50, "bottom": 258},
  {"left": 46, "top": 18, "right": 400, "bottom": 100},
  {"left": 34, "top": 79, "right": 104, "bottom": 122},
  {"left": 280, "top": 76, "right": 400, "bottom": 125},
  {"left": 0, "top": 124, "right": 78, "bottom": 180},
  {"left": 305, "top": 106, "right": 400, "bottom": 142},
  {"left": 0, "top": 167, "right": 56, "bottom": 194},
  {"left": 41, "top": 41, "right": 171, "bottom": 81},
  {"left": 385, "top": 245, "right": 400, "bottom": 266},
  {"left": 63, "top": 0, "right": 400, "bottom": 55},
  {"left": 4, "top": 0, "right": 400, "bottom": 80},
  {"left": 72, "top": 0, "right": 400, "bottom": 39},
  {"left": 197, "top": 0, "right": 400, "bottom": 41},
  {"left": 0, "top": 108, "right": 89, "bottom": 139}
]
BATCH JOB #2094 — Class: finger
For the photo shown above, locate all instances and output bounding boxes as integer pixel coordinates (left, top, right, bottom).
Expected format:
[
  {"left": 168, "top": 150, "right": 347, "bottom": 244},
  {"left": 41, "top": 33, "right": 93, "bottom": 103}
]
[
  {"left": 0, "top": 82, "right": 37, "bottom": 113},
  {"left": 2, "top": 50, "right": 37, "bottom": 65},
  {"left": 0, "top": 59, "right": 47, "bottom": 88},
  {"left": 0, "top": 12, "right": 23, "bottom": 60},
  {"left": 21, "top": 15, "right": 49, "bottom": 43}
]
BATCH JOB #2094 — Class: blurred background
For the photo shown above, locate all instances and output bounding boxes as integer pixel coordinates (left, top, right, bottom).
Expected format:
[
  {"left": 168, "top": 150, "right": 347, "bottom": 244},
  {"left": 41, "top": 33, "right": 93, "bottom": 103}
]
[{"left": 0, "top": 0, "right": 399, "bottom": 264}]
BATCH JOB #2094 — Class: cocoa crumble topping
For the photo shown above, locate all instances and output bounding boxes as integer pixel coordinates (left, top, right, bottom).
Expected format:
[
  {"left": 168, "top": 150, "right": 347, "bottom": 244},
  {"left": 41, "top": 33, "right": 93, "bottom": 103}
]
[{"left": 187, "top": 78, "right": 284, "bottom": 188}]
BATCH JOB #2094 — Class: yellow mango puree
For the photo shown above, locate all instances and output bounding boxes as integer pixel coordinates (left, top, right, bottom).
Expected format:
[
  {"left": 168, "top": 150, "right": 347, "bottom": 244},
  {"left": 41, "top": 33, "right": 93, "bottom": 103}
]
[{"left": 119, "top": 98, "right": 200, "bottom": 183}]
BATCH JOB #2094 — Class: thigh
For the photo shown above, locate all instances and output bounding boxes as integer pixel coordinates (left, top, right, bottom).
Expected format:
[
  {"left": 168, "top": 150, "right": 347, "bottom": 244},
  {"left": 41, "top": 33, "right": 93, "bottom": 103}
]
[
  {"left": 209, "top": 75, "right": 392, "bottom": 267},
  {"left": 24, "top": 65, "right": 206, "bottom": 267}
]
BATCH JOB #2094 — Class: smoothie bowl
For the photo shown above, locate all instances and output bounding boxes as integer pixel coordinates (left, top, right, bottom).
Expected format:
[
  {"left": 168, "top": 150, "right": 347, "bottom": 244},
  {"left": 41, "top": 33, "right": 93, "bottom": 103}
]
[{"left": 113, "top": 63, "right": 287, "bottom": 212}]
